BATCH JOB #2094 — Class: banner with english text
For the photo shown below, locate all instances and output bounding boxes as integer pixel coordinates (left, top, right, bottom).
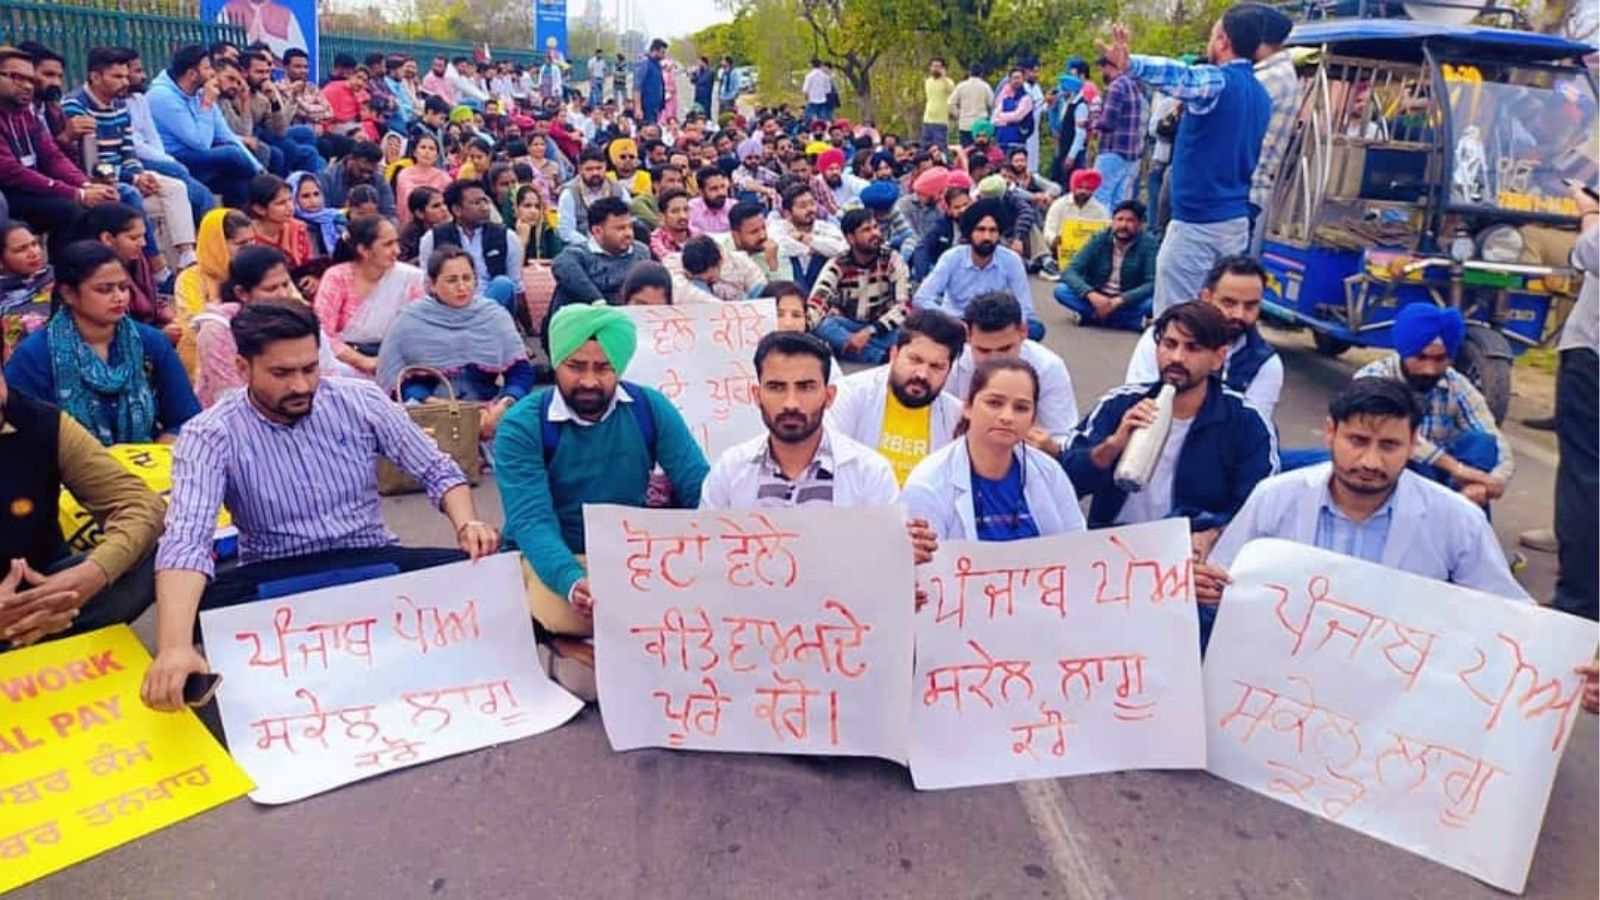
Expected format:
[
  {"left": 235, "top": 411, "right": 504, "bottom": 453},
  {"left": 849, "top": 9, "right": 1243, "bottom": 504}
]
[
  {"left": 0, "top": 627, "right": 252, "bottom": 894},
  {"left": 200, "top": 553, "right": 582, "bottom": 804},
  {"left": 1203, "top": 539, "right": 1597, "bottom": 894},
  {"left": 585, "top": 504, "right": 916, "bottom": 761},
  {"left": 909, "top": 519, "right": 1206, "bottom": 790}
]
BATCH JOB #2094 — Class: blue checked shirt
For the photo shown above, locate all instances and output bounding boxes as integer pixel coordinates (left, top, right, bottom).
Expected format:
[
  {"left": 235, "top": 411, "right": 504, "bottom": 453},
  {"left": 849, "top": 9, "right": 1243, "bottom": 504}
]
[
  {"left": 1128, "top": 55, "right": 1253, "bottom": 116},
  {"left": 1313, "top": 489, "right": 1396, "bottom": 564},
  {"left": 1355, "top": 355, "right": 1515, "bottom": 482},
  {"left": 1250, "top": 50, "right": 1301, "bottom": 210},
  {"left": 1096, "top": 73, "right": 1146, "bottom": 159}
]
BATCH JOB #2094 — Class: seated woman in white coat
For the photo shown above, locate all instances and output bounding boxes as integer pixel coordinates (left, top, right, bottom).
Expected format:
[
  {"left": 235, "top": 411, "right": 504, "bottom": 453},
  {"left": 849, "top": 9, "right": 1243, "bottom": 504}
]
[
  {"left": 1198, "top": 378, "right": 1528, "bottom": 642},
  {"left": 902, "top": 357, "right": 1088, "bottom": 541}
]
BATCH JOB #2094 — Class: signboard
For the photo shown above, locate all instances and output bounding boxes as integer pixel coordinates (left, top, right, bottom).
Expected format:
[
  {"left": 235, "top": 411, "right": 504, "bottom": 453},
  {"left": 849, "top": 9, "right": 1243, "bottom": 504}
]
[
  {"left": 1203, "top": 539, "right": 1597, "bottom": 894},
  {"left": 910, "top": 520, "right": 1206, "bottom": 790},
  {"left": 585, "top": 504, "right": 916, "bottom": 761},
  {"left": 204, "top": 1, "right": 319, "bottom": 79},
  {"left": 59, "top": 443, "right": 236, "bottom": 557},
  {"left": 534, "top": 0, "right": 569, "bottom": 63},
  {"left": 618, "top": 300, "right": 776, "bottom": 462},
  {"left": 0, "top": 627, "right": 252, "bottom": 894},
  {"left": 200, "top": 553, "right": 582, "bottom": 804}
]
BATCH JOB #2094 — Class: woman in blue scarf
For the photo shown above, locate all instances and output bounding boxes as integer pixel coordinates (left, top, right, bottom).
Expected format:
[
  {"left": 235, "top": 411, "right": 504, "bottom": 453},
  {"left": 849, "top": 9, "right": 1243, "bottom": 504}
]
[
  {"left": 4, "top": 241, "right": 199, "bottom": 446},
  {"left": 377, "top": 247, "right": 534, "bottom": 441},
  {"left": 289, "top": 171, "right": 348, "bottom": 259}
]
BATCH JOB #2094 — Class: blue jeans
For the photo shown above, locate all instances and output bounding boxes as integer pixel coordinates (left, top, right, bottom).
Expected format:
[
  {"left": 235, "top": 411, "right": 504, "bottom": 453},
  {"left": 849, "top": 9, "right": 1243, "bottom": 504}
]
[
  {"left": 805, "top": 103, "right": 831, "bottom": 124},
  {"left": 590, "top": 81, "right": 604, "bottom": 106},
  {"left": 921, "top": 123, "right": 949, "bottom": 148},
  {"left": 1053, "top": 284, "right": 1148, "bottom": 332},
  {"left": 1154, "top": 217, "right": 1250, "bottom": 315},
  {"left": 1092, "top": 152, "right": 1137, "bottom": 208},
  {"left": 814, "top": 316, "right": 895, "bottom": 364},
  {"left": 260, "top": 126, "right": 325, "bottom": 174},
  {"left": 1027, "top": 317, "right": 1046, "bottom": 342},
  {"left": 171, "top": 144, "right": 260, "bottom": 206},
  {"left": 141, "top": 158, "right": 216, "bottom": 223},
  {"left": 1278, "top": 447, "right": 1331, "bottom": 471},
  {"left": 483, "top": 275, "right": 518, "bottom": 313}
]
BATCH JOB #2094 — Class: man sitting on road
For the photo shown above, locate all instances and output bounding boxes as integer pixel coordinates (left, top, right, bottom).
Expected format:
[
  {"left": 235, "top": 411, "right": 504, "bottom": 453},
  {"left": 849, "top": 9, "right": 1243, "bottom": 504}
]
[
  {"left": 0, "top": 366, "right": 165, "bottom": 652},
  {"left": 420, "top": 180, "right": 525, "bottom": 312},
  {"left": 495, "top": 304, "right": 709, "bottom": 699},
  {"left": 807, "top": 209, "right": 912, "bottom": 364},
  {"left": 1124, "top": 254, "right": 1280, "bottom": 422},
  {"left": 548, "top": 196, "right": 652, "bottom": 313},
  {"left": 1042, "top": 169, "right": 1109, "bottom": 269},
  {"left": 1197, "top": 377, "right": 1528, "bottom": 646},
  {"left": 824, "top": 308, "right": 967, "bottom": 485},
  {"left": 945, "top": 292, "right": 1079, "bottom": 457},
  {"left": 914, "top": 198, "right": 1041, "bottom": 342},
  {"left": 1353, "top": 304, "right": 1513, "bottom": 507},
  {"left": 909, "top": 181, "right": 974, "bottom": 283},
  {"left": 1063, "top": 301, "right": 1275, "bottom": 557},
  {"left": 1056, "top": 199, "right": 1159, "bottom": 333},
  {"left": 771, "top": 183, "right": 847, "bottom": 292},
  {"left": 141, "top": 302, "right": 501, "bottom": 710}
]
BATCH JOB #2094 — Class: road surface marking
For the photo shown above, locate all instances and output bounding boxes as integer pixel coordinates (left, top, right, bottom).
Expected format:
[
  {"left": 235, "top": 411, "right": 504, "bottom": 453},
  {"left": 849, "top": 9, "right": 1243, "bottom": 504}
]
[{"left": 1015, "top": 779, "right": 1120, "bottom": 899}]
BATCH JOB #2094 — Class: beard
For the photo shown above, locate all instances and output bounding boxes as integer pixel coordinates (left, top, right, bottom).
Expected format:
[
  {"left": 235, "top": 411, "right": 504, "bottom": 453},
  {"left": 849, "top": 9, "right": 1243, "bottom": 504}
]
[
  {"left": 971, "top": 238, "right": 997, "bottom": 258},
  {"left": 562, "top": 384, "right": 612, "bottom": 418},
  {"left": 1161, "top": 362, "right": 1205, "bottom": 392},
  {"left": 1404, "top": 372, "right": 1443, "bottom": 394},
  {"left": 705, "top": 194, "right": 727, "bottom": 210},
  {"left": 1333, "top": 465, "right": 1397, "bottom": 496},
  {"left": 253, "top": 387, "right": 315, "bottom": 423},
  {"left": 763, "top": 407, "right": 823, "bottom": 444},
  {"left": 37, "top": 85, "right": 62, "bottom": 104},
  {"left": 889, "top": 373, "right": 938, "bottom": 409}
]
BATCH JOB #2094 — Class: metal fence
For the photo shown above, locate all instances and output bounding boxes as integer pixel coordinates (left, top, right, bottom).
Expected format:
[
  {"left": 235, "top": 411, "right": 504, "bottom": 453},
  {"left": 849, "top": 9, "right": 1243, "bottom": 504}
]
[{"left": 0, "top": 1, "right": 244, "bottom": 85}]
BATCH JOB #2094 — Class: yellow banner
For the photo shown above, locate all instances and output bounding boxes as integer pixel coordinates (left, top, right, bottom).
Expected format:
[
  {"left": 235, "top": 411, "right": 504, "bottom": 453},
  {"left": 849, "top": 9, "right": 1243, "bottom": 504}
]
[
  {"left": 59, "top": 444, "right": 235, "bottom": 553},
  {"left": 0, "top": 627, "right": 252, "bottom": 893},
  {"left": 1056, "top": 219, "right": 1107, "bottom": 268}
]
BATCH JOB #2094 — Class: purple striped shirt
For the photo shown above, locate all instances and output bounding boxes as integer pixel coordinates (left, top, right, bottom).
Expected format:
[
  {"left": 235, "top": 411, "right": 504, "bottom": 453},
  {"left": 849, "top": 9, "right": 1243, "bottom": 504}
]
[{"left": 156, "top": 377, "right": 467, "bottom": 576}]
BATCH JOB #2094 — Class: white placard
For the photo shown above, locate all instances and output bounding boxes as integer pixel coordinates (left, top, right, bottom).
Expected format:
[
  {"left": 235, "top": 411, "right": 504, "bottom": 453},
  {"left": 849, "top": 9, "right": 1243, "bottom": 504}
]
[
  {"left": 584, "top": 503, "right": 915, "bottom": 761},
  {"left": 618, "top": 300, "right": 776, "bottom": 460},
  {"left": 909, "top": 519, "right": 1207, "bottom": 790},
  {"left": 1203, "top": 539, "right": 1597, "bottom": 893},
  {"left": 200, "top": 553, "right": 582, "bottom": 803}
]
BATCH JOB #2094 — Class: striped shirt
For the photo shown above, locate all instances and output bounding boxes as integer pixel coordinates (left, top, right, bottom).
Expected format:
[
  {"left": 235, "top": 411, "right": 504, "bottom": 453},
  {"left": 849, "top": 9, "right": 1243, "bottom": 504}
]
[
  {"left": 156, "top": 377, "right": 467, "bottom": 576},
  {"left": 1251, "top": 50, "right": 1301, "bottom": 210},
  {"left": 1354, "top": 355, "right": 1515, "bottom": 482},
  {"left": 755, "top": 433, "right": 837, "bottom": 507},
  {"left": 61, "top": 86, "right": 142, "bottom": 180},
  {"left": 1313, "top": 489, "right": 1396, "bottom": 564},
  {"left": 807, "top": 248, "right": 911, "bottom": 334}
]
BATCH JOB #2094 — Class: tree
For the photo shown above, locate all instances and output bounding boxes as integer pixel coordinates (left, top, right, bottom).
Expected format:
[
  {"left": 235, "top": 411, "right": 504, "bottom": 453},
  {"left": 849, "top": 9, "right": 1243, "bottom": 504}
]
[{"left": 793, "top": 0, "right": 936, "bottom": 120}]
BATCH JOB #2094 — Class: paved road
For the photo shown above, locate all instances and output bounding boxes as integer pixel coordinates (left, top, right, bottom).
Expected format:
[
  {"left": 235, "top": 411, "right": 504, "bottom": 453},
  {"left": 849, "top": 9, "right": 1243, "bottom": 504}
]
[{"left": 20, "top": 281, "right": 1596, "bottom": 900}]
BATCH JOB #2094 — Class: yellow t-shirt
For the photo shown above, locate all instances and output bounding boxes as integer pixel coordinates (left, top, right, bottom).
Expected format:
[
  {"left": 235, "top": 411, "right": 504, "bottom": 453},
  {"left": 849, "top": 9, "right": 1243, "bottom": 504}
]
[
  {"left": 923, "top": 76, "right": 955, "bottom": 126},
  {"left": 879, "top": 391, "right": 934, "bottom": 487}
]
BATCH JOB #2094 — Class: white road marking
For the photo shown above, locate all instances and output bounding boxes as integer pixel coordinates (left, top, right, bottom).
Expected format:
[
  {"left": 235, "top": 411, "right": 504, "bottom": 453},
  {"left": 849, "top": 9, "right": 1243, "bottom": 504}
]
[{"left": 1015, "top": 778, "right": 1120, "bottom": 899}]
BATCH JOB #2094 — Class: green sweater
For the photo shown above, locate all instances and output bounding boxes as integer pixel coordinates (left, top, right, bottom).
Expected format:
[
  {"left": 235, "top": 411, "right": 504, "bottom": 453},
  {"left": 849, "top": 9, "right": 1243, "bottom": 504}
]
[{"left": 495, "top": 384, "right": 709, "bottom": 598}]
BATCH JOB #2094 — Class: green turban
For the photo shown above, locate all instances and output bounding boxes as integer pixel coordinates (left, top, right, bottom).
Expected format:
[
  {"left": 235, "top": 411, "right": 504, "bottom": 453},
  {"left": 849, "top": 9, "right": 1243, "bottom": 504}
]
[
  {"left": 449, "top": 105, "right": 476, "bottom": 124},
  {"left": 549, "top": 302, "right": 638, "bottom": 372},
  {"left": 972, "top": 118, "right": 995, "bottom": 139}
]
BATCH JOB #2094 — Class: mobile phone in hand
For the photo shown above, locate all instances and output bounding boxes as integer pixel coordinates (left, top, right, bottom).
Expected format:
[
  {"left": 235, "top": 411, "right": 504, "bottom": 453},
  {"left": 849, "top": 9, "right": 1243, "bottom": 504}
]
[
  {"left": 182, "top": 671, "right": 223, "bottom": 707},
  {"left": 1563, "top": 177, "right": 1598, "bottom": 201}
]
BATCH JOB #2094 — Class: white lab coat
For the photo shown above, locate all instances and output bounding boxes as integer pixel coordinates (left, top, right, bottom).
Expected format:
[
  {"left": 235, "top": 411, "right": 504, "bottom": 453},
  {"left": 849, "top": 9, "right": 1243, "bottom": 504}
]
[
  {"left": 1125, "top": 326, "right": 1284, "bottom": 424},
  {"left": 700, "top": 427, "right": 899, "bottom": 510},
  {"left": 1211, "top": 463, "right": 1531, "bottom": 602},
  {"left": 901, "top": 439, "right": 1087, "bottom": 541},
  {"left": 825, "top": 365, "right": 964, "bottom": 456},
  {"left": 944, "top": 340, "right": 1079, "bottom": 442}
]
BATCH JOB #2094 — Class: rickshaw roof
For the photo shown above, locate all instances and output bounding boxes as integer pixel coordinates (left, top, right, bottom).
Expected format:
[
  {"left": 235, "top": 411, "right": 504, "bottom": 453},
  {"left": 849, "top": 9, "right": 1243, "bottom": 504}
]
[{"left": 1286, "top": 19, "right": 1595, "bottom": 62}]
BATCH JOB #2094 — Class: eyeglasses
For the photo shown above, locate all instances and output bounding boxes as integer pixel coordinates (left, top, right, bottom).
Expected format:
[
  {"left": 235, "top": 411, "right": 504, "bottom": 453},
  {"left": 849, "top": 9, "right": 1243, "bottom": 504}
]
[{"left": 0, "top": 71, "right": 30, "bottom": 82}]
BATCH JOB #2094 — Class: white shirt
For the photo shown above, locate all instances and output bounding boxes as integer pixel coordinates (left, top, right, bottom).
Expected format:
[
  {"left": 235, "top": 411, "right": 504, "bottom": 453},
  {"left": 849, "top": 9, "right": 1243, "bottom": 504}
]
[
  {"left": 448, "top": 68, "right": 489, "bottom": 103},
  {"left": 1113, "top": 416, "right": 1192, "bottom": 525},
  {"left": 944, "top": 340, "right": 1079, "bottom": 443},
  {"left": 1560, "top": 223, "right": 1597, "bottom": 353},
  {"left": 768, "top": 216, "right": 848, "bottom": 265},
  {"left": 901, "top": 439, "right": 1087, "bottom": 541},
  {"left": 802, "top": 68, "right": 834, "bottom": 104},
  {"left": 1211, "top": 463, "right": 1530, "bottom": 602},
  {"left": 416, "top": 226, "right": 525, "bottom": 287},
  {"left": 825, "top": 365, "right": 964, "bottom": 457},
  {"left": 1124, "top": 327, "right": 1283, "bottom": 424},
  {"left": 701, "top": 427, "right": 898, "bottom": 510}
]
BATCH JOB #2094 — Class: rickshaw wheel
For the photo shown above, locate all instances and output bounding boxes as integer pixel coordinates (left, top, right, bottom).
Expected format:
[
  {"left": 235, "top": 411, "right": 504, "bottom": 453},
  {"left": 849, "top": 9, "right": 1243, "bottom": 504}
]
[
  {"left": 1455, "top": 327, "right": 1513, "bottom": 425},
  {"left": 1311, "top": 331, "right": 1353, "bottom": 358}
]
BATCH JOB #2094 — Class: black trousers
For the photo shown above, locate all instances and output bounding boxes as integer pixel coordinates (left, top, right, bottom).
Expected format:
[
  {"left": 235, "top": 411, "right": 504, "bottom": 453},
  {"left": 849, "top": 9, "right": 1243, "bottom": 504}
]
[
  {"left": 200, "top": 546, "right": 467, "bottom": 611},
  {"left": 0, "top": 551, "right": 156, "bottom": 653},
  {"left": 1553, "top": 347, "right": 1598, "bottom": 620},
  {"left": 2, "top": 190, "right": 85, "bottom": 259}
]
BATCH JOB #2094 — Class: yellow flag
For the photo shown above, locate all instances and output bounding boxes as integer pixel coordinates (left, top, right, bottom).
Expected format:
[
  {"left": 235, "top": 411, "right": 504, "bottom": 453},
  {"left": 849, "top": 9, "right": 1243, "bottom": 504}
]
[{"left": 0, "top": 627, "right": 253, "bottom": 893}]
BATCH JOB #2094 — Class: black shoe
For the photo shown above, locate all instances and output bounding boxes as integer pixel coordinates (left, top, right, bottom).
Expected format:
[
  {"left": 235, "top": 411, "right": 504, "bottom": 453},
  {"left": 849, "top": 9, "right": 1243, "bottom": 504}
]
[{"left": 1521, "top": 415, "right": 1556, "bottom": 431}]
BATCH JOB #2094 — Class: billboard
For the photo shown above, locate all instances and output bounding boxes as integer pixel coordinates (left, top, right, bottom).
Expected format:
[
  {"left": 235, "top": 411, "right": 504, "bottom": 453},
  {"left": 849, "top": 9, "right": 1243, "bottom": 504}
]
[
  {"left": 534, "top": 0, "right": 568, "bottom": 62},
  {"left": 204, "top": 0, "right": 319, "bottom": 78}
]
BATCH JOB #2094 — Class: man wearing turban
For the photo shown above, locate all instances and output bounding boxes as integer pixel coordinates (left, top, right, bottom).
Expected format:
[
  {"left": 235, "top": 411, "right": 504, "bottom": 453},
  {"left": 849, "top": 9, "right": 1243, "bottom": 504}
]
[
  {"left": 1353, "top": 304, "right": 1514, "bottom": 507},
  {"left": 494, "top": 303, "right": 709, "bottom": 698},
  {"left": 606, "top": 137, "right": 652, "bottom": 198},
  {"left": 1043, "top": 168, "right": 1110, "bottom": 262}
]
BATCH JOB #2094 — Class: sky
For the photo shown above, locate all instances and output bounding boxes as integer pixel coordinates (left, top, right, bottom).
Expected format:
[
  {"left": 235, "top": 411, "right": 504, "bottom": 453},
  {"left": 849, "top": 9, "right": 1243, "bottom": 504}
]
[{"left": 619, "top": 0, "right": 730, "bottom": 40}]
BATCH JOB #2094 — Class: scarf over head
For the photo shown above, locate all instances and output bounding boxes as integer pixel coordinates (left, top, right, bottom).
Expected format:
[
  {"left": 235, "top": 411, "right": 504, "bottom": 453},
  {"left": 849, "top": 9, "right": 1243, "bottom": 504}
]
[
  {"left": 548, "top": 301, "right": 637, "bottom": 371},
  {"left": 47, "top": 310, "right": 156, "bottom": 445},
  {"left": 289, "top": 171, "right": 347, "bottom": 255},
  {"left": 192, "top": 208, "right": 234, "bottom": 303},
  {"left": 1392, "top": 303, "right": 1465, "bottom": 358},
  {"left": 377, "top": 294, "right": 529, "bottom": 392}
]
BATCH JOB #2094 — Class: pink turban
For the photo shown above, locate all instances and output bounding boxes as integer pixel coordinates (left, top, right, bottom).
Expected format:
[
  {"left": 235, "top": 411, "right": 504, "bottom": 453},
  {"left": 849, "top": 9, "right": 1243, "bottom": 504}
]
[
  {"left": 912, "top": 166, "right": 951, "bottom": 200},
  {"left": 1069, "top": 169, "right": 1103, "bottom": 193},
  {"left": 816, "top": 148, "right": 846, "bottom": 173}
]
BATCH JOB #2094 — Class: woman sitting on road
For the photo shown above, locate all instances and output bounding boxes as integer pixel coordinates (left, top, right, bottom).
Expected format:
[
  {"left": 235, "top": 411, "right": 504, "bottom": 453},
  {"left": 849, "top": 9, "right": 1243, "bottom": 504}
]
[
  {"left": 4, "top": 241, "right": 199, "bottom": 446},
  {"left": 901, "top": 357, "right": 1086, "bottom": 541},
  {"left": 313, "top": 215, "right": 427, "bottom": 376},
  {"left": 247, "top": 174, "right": 315, "bottom": 269},
  {"left": 377, "top": 247, "right": 533, "bottom": 441}
]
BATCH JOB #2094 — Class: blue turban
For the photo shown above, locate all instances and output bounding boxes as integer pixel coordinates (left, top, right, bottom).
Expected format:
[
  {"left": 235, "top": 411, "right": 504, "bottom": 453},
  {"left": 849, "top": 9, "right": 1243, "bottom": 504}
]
[
  {"left": 860, "top": 180, "right": 900, "bottom": 211},
  {"left": 1392, "top": 304, "right": 1465, "bottom": 358}
]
